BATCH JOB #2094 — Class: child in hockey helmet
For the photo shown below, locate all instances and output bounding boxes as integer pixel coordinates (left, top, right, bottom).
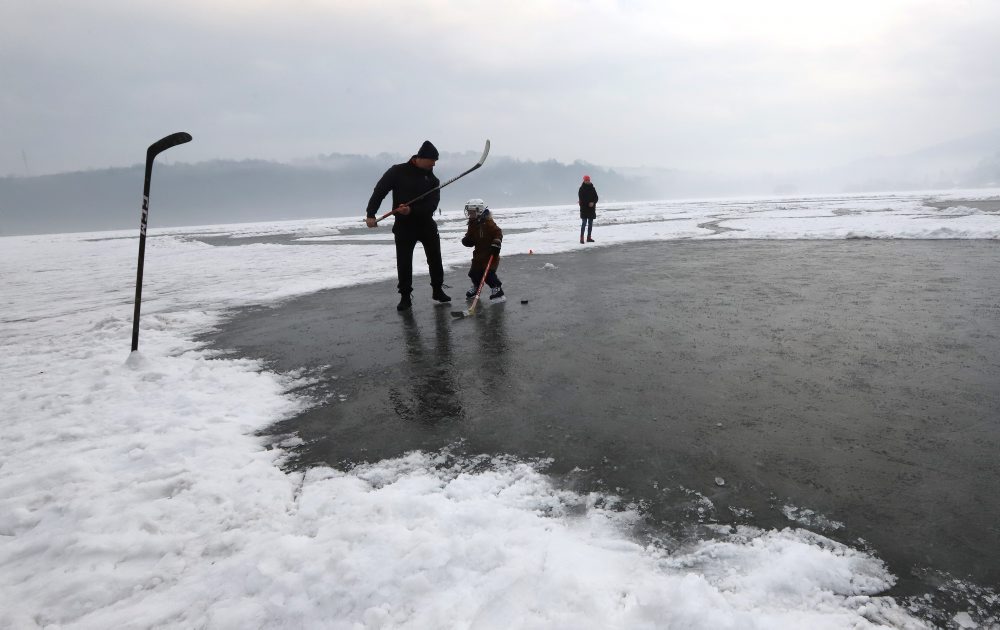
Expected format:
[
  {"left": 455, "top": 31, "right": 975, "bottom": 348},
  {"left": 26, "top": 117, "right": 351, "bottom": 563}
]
[{"left": 460, "top": 199, "right": 505, "bottom": 301}]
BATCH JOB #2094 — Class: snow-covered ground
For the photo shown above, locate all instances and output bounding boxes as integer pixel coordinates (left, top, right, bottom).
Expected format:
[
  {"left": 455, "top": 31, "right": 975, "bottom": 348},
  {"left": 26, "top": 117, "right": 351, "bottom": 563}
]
[{"left": 2, "top": 190, "right": 998, "bottom": 629}]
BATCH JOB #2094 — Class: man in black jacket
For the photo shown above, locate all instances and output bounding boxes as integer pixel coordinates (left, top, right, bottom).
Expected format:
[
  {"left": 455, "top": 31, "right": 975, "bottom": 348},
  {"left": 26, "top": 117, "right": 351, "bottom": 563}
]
[{"left": 366, "top": 140, "right": 451, "bottom": 311}]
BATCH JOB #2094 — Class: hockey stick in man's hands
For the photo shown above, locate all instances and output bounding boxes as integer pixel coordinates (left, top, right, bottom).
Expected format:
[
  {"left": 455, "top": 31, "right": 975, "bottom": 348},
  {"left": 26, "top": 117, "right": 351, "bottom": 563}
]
[
  {"left": 452, "top": 254, "right": 494, "bottom": 319},
  {"left": 374, "top": 139, "right": 491, "bottom": 224}
]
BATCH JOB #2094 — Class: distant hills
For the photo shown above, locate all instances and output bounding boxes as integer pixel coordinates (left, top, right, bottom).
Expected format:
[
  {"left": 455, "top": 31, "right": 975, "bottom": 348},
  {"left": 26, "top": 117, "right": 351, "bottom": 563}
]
[
  {"left": 0, "top": 153, "right": 662, "bottom": 236},
  {"left": 825, "top": 128, "right": 1000, "bottom": 193},
  {"left": 2, "top": 130, "right": 998, "bottom": 236}
]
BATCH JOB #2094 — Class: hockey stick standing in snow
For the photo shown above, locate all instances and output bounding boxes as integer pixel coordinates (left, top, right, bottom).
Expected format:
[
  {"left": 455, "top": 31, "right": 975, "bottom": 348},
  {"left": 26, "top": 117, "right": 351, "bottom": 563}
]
[
  {"left": 451, "top": 254, "right": 494, "bottom": 319},
  {"left": 374, "top": 139, "right": 491, "bottom": 224},
  {"left": 131, "top": 132, "right": 193, "bottom": 352}
]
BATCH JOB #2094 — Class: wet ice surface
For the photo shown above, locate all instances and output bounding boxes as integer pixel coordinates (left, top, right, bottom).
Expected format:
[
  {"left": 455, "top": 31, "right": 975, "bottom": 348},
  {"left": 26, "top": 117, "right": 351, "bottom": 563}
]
[{"left": 210, "top": 239, "right": 1000, "bottom": 624}]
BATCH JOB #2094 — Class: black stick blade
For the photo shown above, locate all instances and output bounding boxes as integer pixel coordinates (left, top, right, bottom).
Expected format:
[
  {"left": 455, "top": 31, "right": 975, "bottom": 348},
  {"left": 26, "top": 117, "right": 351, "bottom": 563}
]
[{"left": 148, "top": 132, "right": 193, "bottom": 159}]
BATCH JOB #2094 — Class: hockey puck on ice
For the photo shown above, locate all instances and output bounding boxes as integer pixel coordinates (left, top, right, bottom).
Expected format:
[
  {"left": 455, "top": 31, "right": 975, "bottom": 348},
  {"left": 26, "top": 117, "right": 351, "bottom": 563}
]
[{"left": 520, "top": 299, "right": 529, "bottom": 304}]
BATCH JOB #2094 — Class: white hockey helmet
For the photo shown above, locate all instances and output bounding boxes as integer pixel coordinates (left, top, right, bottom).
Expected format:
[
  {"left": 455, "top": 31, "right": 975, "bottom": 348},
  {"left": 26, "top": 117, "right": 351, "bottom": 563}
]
[{"left": 464, "top": 198, "right": 487, "bottom": 219}]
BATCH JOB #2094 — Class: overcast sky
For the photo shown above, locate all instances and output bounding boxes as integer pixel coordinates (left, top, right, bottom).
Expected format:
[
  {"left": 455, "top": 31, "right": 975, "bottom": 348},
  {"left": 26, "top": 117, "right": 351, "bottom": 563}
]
[{"left": 2, "top": 0, "right": 999, "bottom": 176}]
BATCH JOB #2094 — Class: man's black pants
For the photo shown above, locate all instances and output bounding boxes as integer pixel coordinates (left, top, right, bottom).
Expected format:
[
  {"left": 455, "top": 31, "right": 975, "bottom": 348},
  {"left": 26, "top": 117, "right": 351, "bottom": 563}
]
[{"left": 394, "top": 222, "right": 444, "bottom": 295}]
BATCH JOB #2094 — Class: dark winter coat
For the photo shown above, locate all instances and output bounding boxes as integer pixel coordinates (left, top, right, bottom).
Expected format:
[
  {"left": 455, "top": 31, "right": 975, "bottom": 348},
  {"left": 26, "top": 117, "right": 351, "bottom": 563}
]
[
  {"left": 578, "top": 182, "right": 598, "bottom": 219},
  {"left": 461, "top": 214, "right": 503, "bottom": 271},
  {"left": 365, "top": 160, "right": 441, "bottom": 234}
]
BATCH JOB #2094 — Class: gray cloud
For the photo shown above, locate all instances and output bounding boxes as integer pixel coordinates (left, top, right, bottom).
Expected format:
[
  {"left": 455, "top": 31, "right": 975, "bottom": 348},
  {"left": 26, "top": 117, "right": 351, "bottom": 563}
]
[{"left": 2, "top": 0, "right": 999, "bottom": 176}]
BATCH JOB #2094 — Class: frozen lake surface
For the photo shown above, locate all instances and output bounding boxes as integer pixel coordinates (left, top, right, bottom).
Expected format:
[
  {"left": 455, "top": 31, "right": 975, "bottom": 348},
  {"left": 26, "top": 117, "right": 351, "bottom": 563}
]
[
  {"left": 3, "top": 191, "right": 999, "bottom": 628},
  {"left": 210, "top": 238, "right": 1000, "bottom": 619}
]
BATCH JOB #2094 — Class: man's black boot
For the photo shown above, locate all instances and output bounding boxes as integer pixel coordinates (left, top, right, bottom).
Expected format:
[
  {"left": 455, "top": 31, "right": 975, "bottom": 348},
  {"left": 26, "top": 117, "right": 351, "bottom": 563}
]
[
  {"left": 396, "top": 293, "right": 412, "bottom": 311},
  {"left": 432, "top": 287, "right": 451, "bottom": 303}
]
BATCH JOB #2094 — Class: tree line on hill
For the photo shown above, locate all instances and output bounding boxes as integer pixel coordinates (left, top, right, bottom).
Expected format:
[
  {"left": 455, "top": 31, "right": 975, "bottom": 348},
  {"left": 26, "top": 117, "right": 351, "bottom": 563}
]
[{"left": 0, "top": 153, "right": 663, "bottom": 235}]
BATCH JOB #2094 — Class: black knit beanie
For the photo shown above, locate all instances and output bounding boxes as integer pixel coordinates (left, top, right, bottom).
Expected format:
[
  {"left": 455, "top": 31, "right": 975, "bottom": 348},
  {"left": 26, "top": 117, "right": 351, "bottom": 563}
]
[{"left": 416, "top": 140, "right": 439, "bottom": 160}]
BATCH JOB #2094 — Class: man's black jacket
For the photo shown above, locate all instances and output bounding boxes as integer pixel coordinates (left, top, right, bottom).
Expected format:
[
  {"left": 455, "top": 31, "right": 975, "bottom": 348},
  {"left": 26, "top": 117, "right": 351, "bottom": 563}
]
[{"left": 366, "top": 161, "right": 441, "bottom": 231}]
